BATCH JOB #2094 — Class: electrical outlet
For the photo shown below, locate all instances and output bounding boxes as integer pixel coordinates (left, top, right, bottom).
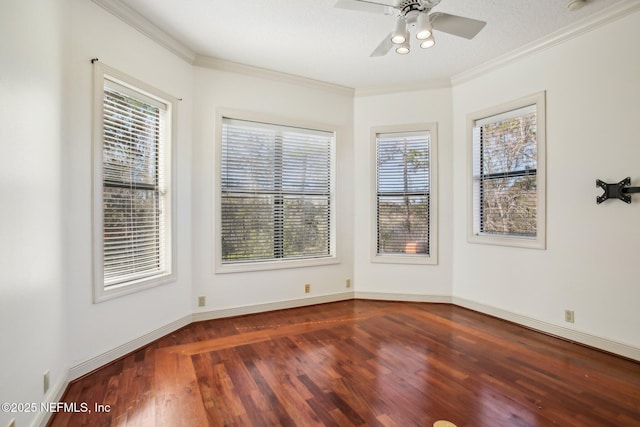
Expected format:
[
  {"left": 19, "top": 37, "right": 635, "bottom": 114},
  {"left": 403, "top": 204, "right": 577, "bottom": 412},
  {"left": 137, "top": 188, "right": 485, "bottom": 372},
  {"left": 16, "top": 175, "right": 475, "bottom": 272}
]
[
  {"left": 565, "top": 310, "right": 575, "bottom": 323},
  {"left": 346, "top": 279, "right": 351, "bottom": 288},
  {"left": 198, "top": 296, "right": 206, "bottom": 307},
  {"left": 44, "top": 371, "right": 50, "bottom": 394},
  {"left": 304, "top": 284, "right": 310, "bottom": 294}
]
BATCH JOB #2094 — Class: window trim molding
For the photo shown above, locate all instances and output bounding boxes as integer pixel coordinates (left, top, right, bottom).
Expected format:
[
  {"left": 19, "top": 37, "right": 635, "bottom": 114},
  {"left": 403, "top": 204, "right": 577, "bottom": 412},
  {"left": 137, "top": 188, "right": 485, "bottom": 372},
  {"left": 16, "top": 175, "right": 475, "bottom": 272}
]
[
  {"left": 370, "top": 123, "right": 439, "bottom": 265},
  {"left": 466, "top": 91, "right": 546, "bottom": 250},
  {"left": 92, "top": 62, "right": 178, "bottom": 303},
  {"left": 213, "top": 109, "right": 339, "bottom": 274}
]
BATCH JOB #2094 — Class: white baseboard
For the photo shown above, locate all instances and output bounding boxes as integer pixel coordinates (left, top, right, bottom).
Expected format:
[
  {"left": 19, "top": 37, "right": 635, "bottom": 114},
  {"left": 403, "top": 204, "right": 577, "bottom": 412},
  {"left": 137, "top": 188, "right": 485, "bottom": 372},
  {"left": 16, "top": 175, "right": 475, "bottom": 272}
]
[
  {"left": 68, "top": 314, "right": 193, "bottom": 380},
  {"left": 65, "top": 291, "right": 639, "bottom": 394},
  {"left": 35, "top": 370, "right": 69, "bottom": 427},
  {"left": 355, "top": 291, "right": 640, "bottom": 362},
  {"left": 354, "top": 291, "right": 452, "bottom": 303},
  {"left": 192, "top": 292, "right": 355, "bottom": 322},
  {"left": 453, "top": 296, "right": 640, "bottom": 362},
  {"left": 67, "top": 293, "right": 354, "bottom": 381}
]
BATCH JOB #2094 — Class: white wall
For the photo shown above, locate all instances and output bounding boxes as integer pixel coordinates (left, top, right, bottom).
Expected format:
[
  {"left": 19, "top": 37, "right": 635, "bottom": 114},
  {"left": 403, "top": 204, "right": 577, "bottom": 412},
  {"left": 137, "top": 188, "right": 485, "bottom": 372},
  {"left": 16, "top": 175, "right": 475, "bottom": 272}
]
[
  {"left": 2, "top": 4, "right": 640, "bottom": 426},
  {"left": 0, "top": 1, "right": 67, "bottom": 426},
  {"left": 451, "top": 10, "right": 640, "bottom": 350},
  {"left": 191, "top": 68, "right": 355, "bottom": 314},
  {"left": 353, "top": 89, "right": 453, "bottom": 298},
  {"left": 63, "top": 0, "right": 193, "bottom": 369}
]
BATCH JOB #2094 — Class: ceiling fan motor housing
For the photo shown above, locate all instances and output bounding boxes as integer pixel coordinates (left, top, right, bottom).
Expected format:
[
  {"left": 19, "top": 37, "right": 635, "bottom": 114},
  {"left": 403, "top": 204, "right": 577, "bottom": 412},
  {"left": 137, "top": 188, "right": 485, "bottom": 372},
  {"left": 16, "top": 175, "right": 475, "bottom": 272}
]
[{"left": 398, "top": 0, "right": 439, "bottom": 22}]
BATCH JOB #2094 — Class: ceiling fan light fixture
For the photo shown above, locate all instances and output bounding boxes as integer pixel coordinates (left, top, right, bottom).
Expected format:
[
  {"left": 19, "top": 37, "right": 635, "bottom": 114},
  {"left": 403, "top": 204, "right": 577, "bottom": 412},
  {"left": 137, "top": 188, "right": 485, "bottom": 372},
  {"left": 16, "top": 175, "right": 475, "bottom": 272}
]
[
  {"left": 395, "top": 39, "right": 410, "bottom": 54},
  {"left": 420, "top": 34, "right": 435, "bottom": 49},
  {"left": 391, "top": 18, "right": 408, "bottom": 44},
  {"left": 416, "top": 12, "right": 432, "bottom": 40}
]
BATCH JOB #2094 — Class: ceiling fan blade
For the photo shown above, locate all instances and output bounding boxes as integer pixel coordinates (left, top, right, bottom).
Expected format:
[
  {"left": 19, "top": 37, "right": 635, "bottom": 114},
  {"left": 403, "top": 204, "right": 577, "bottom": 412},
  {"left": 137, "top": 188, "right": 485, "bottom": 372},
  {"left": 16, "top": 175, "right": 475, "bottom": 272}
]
[
  {"left": 430, "top": 12, "right": 486, "bottom": 39},
  {"left": 370, "top": 33, "right": 394, "bottom": 57},
  {"left": 334, "top": 0, "right": 396, "bottom": 15}
]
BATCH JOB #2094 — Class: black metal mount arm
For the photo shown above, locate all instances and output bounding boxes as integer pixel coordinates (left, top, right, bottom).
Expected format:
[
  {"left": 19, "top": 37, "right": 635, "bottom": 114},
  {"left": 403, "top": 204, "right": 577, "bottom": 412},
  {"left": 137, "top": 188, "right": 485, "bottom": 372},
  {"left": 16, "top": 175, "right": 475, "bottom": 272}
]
[{"left": 596, "top": 177, "right": 640, "bottom": 204}]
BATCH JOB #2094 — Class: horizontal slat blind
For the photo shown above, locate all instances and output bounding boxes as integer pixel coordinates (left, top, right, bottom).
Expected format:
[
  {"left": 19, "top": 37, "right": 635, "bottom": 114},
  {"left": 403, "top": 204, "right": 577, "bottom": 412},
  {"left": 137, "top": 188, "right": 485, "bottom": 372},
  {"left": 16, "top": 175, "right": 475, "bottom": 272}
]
[
  {"left": 376, "top": 131, "right": 430, "bottom": 256},
  {"left": 221, "top": 118, "right": 333, "bottom": 263},
  {"left": 102, "top": 80, "right": 167, "bottom": 286},
  {"left": 473, "top": 105, "right": 537, "bottom": 237}
]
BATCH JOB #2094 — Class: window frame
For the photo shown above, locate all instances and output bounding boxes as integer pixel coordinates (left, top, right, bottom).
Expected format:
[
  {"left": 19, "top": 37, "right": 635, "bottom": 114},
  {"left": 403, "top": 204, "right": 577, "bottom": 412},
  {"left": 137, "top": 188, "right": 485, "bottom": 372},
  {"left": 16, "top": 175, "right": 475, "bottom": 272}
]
[
  {"left": 214, "top": 109, "right": 339, "bottom": 274},
  {"left": 467, "top": 91, "right": 546, "bottom": 249},
  {"left": 371, "top": 123, "right": 439, "bottom": 265},
  {"left": 92, "top": 62, "right": 177, "bottom": 303}
]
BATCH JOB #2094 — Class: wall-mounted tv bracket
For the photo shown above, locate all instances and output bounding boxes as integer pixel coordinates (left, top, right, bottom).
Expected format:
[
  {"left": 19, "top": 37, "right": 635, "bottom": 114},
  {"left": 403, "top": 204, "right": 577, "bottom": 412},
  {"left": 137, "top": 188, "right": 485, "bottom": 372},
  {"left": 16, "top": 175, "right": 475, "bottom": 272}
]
[{"left": 596, "top": 177, "right": 640, "bottom": 204}]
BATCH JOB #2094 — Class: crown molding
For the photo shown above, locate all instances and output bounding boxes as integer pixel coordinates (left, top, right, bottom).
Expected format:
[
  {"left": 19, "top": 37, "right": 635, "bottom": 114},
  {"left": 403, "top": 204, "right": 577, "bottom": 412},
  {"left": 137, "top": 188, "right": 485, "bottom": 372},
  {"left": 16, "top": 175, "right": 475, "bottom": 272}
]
[
  {"left": 90, "top": 0, "right": 639, "bottom": 97},
  {"left": 451, "top": 0, "right": 640, "bottom": 86},
  {"left": 354, "top": 78, "right": 452, "bottom": 97},
  {"left": 91, "top": 0, "right": 354, "bottom": 96},
  {"left": 91, "top": 0, "right": 196, "bottom": 64},
  {"left": 193, "top": 55, "right": 355, "bottom": 97}
]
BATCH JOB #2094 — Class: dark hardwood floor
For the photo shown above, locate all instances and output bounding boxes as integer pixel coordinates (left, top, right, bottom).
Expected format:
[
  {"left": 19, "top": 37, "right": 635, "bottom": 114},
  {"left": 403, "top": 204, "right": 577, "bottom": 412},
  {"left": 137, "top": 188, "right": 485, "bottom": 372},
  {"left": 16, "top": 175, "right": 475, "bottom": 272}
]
[{"left": 49, "top": 300, "right": 640, "bottom": 426}]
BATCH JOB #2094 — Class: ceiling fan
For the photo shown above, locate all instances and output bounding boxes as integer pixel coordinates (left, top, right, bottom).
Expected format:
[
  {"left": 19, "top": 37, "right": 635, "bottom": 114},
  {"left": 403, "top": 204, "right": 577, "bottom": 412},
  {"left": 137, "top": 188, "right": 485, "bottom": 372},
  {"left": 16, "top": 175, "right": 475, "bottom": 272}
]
[{"left": 335, "top": 0, "right": 486, "bottom": 56}]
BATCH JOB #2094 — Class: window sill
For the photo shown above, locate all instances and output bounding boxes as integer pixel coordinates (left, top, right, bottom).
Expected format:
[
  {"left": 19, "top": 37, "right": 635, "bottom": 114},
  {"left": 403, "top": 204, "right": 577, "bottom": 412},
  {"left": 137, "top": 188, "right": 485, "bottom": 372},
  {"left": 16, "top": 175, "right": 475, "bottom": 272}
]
[
  {"left": 214, "top": 256, "right": 340, "bottom": 274},
  {"left": 467, "top": 233, "right": 546, "bottom": 250},
  {"left": 371, "top": 254, "right": 438, "bottom": 265},
  {"left": 94, "top": 273, "right": 175, "bottom": 303}
]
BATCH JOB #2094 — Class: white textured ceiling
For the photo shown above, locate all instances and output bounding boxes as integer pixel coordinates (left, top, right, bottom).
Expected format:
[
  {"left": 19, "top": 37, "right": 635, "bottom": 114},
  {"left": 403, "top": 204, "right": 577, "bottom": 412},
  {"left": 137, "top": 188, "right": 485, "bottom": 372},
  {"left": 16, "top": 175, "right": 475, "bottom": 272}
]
[{"left": 118, "top": 0, "right": 625, "bottom": 89}]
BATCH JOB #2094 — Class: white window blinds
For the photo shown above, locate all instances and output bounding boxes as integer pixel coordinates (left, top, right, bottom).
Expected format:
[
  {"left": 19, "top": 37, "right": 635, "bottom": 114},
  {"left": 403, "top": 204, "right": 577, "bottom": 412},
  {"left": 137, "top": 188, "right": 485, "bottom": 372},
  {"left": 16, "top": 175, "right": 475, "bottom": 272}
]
[
  {"left": 102, "top": 79, "right": 169, "bottom": 287},
  {"left": 376, "top": 130, "right": 431, "bottom": 256},
  {"left": 220, "top": 118, "right": 334, "bottom": 263},
  {"left": 472, "top": 104, "right": 537, "bottom": 238}
]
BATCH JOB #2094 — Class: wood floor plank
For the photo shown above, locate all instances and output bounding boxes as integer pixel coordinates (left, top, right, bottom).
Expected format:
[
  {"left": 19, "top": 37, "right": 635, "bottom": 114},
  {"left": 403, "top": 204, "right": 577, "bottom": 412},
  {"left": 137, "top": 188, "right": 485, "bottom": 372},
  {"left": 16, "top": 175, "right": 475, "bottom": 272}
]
[
  {"left": 153, "top": 349, "right": 209, "bottom": 427},
  {"left": 48, "top": 300, "right": 640, "bottom": 427}
]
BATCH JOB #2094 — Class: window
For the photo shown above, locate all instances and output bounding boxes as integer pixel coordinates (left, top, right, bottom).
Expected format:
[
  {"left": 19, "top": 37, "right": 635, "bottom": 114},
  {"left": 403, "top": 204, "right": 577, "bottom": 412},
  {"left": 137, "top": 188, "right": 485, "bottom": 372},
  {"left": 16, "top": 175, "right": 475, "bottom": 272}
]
[
  {"left": 468, "top": 91, "right": 546, "bottom": 249},
  {"left": 93, "top": 63, "right": 176, "bottom": 302},
  {"left": 373, "top": 124, "right": 438, "bottom": 264},
  {"left": 216, "top": 113, "right": 336, "bottom": 272}
]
